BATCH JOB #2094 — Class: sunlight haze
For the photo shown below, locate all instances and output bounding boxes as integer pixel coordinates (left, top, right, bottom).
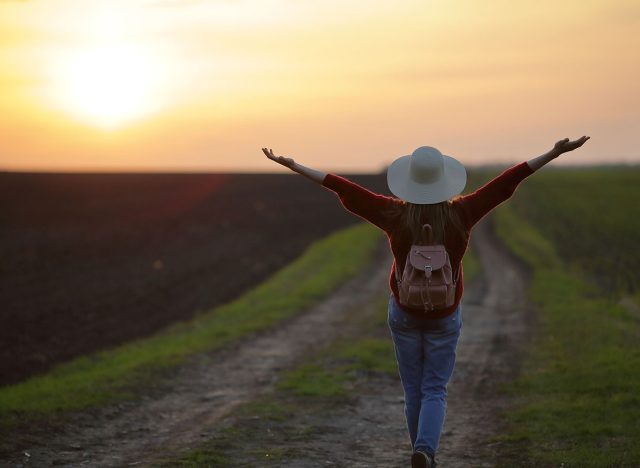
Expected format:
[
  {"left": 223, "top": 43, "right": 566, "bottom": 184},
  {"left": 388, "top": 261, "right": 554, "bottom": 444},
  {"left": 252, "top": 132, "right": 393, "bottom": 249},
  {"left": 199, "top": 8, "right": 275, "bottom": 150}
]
[{"left": 1, "top": 0, "right": 638, "bottom": 172}]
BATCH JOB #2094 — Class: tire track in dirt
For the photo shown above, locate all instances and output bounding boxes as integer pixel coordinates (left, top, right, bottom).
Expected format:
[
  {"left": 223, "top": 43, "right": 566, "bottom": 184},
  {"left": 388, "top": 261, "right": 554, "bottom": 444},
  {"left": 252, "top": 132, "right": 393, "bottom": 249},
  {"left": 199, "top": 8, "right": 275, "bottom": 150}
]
[
  {"left": 434, "top": 216, "right": 533, "bottom": 466},
  {"left": 5, "top": 216, "right": 532, "bottom": 467}
]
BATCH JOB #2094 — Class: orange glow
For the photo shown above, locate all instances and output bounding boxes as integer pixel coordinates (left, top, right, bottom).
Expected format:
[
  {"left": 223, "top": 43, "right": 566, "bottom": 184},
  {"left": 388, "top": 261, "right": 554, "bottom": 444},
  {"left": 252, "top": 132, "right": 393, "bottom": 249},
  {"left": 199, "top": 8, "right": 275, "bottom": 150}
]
[{"left": 0, "top": 0, "right": 638, "bottom": 172}]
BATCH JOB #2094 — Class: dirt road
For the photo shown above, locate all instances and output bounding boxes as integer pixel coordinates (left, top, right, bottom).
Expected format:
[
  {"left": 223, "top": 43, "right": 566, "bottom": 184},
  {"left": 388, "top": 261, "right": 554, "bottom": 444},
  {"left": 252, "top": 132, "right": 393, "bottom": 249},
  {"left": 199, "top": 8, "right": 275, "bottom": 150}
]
[{"left": 6, "top": 216, "right": 531, "bottom": 467}]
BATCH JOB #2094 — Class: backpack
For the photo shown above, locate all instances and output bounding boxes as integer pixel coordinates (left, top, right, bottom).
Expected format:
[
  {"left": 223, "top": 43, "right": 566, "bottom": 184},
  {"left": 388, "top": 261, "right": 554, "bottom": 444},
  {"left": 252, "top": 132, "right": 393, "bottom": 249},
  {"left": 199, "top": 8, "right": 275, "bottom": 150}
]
[{"left": 394, "top": 223, "right": 458, "bottom": 312}]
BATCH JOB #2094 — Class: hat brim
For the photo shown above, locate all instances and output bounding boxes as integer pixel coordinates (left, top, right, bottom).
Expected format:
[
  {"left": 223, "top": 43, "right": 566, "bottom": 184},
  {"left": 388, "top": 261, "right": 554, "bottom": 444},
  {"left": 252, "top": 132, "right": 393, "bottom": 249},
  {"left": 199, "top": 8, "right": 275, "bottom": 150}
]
[{"left": 386, "top": 154, "right": 467, "bottom": 204}]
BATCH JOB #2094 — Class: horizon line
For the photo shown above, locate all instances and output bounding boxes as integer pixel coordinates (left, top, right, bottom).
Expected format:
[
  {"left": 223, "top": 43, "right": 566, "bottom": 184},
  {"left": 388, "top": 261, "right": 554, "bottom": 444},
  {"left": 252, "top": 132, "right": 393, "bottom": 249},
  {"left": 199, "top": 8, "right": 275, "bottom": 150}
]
[{"left": 1, "top": 161, "right": 639, "bottom": 176}]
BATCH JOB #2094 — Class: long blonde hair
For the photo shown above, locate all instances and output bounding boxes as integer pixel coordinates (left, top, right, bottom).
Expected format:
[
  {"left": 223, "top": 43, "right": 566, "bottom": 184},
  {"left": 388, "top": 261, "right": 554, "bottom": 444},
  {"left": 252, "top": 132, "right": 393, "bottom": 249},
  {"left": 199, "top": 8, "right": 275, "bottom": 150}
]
[{"left": 386, "top": 198, "right": 468, "bottom": 245}]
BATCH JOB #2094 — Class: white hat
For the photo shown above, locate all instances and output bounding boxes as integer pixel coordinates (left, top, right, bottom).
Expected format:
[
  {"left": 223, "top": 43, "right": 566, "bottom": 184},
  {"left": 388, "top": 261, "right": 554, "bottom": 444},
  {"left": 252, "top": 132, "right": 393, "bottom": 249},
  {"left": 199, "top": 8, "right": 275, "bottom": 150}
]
[{"left": 386, "top": 146, "right": 467, "bottom": 204}]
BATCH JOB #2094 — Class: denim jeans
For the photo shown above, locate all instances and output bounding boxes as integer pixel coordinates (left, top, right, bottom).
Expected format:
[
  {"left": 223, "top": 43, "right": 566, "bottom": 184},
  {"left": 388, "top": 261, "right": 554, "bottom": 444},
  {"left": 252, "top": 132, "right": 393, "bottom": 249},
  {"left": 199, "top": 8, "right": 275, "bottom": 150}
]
[{"left": 387, "top": 293, "right": 463, "bottom": 456}]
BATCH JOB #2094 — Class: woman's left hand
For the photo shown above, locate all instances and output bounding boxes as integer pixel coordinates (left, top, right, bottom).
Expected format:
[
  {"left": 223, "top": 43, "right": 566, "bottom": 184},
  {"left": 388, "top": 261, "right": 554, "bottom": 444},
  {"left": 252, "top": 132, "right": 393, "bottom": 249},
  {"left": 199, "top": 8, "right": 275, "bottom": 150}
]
[{"left": 553, "top": 136, "right": 590, "bottom": 155}]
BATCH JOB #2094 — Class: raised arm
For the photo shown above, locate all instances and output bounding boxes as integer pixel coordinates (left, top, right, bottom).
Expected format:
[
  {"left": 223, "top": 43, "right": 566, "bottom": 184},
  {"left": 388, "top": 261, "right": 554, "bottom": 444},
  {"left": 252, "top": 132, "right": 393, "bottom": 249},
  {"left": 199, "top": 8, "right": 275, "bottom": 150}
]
[
  {"left": 262, "top": 147, "right": 326, "bottom": 184},
  {"left": 262, "top": 147, "right": 398, "bottom": 231},
  {"left": 527, "top": 136, "right": 590, "bottom": 171},
  {"left": 460, "top": 136, "right": 591, "bottom": 228}
]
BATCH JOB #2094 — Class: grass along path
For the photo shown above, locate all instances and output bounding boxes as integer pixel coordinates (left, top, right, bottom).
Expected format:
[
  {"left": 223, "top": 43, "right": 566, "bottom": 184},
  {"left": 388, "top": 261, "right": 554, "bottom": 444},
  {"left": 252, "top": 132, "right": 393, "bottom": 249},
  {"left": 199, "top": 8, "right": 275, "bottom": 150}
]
[{"left": 493, "top": 204, "right": 640, "bottom": 467}]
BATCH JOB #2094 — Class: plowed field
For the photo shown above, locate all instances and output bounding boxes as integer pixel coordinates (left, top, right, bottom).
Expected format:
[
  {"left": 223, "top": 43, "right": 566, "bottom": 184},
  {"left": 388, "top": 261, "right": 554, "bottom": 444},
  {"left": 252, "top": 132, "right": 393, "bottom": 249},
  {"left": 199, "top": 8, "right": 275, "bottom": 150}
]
[{"left": 0, "top": 171, "right": 388, "bottom": 385}]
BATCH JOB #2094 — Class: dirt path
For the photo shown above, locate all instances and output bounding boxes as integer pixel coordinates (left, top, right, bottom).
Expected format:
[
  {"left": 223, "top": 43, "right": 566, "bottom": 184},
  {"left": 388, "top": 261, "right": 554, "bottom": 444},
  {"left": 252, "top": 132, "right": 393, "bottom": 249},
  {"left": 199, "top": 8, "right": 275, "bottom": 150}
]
[
  {"left": 6, "top": 216, "right": 532, "bottom": 467},
  {"left": 267, "top": 216, "right": 532, "bottom": 467}
]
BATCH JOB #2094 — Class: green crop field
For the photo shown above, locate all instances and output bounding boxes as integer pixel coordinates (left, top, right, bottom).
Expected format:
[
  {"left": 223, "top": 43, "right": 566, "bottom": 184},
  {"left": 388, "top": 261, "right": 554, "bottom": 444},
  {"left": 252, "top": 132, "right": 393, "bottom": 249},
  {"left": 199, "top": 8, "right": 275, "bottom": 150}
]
[
  {"left": 506, "top": 167, "right": 639, "bottom": 295},
  {"left": 488, "top": 166, "right": 640, "bottom": 467}
]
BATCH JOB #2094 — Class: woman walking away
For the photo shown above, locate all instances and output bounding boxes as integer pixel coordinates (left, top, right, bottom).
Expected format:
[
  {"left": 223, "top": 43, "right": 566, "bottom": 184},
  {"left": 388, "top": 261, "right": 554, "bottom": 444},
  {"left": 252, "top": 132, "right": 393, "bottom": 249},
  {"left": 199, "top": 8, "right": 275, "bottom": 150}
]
[{"left": 262, "top": 136, "right": 590, "bottom": 467}]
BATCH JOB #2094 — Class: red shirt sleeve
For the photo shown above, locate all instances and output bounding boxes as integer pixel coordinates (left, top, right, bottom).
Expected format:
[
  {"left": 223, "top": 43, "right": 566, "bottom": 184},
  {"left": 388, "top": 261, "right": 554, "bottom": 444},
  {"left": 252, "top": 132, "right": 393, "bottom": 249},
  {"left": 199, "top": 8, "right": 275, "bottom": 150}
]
[
  {"left": 322, "top": 173, "right": 400, "bottom": 232},
  {"left": 458, "top": 162, "right": 534, "bottom": 228}
]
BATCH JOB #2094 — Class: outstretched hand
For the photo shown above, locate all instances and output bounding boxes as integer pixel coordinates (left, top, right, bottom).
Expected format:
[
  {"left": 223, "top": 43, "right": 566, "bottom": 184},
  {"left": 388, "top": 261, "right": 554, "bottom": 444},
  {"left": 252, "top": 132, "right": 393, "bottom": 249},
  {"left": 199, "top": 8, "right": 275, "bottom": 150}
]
[
  {"left": 262, "top": 148, "right": 296, "bottom": 170},
  {"left": 553, "top": 136, "right": 590, "bottom": 155},
  {"left": 262, "top": 147, "right": 326, "bottom": 183}
]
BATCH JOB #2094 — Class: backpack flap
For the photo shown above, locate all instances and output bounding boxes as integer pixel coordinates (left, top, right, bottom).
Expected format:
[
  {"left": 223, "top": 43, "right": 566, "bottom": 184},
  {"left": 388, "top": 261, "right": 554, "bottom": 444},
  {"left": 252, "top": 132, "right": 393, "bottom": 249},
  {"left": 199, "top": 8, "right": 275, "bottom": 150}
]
[{"left": 408, "top": 246, "right": 448, "bottom": 278}]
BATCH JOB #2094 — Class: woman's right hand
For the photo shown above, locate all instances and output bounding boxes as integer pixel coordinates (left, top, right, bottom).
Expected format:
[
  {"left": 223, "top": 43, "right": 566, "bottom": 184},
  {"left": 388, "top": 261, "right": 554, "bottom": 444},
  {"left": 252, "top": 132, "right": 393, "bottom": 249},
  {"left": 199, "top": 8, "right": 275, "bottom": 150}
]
[
  {"left": 527, "top": 135, "right": 590, "bottom": 171},
  {"left": 262, "top": 147, "right": 296, "bottom": 170}
]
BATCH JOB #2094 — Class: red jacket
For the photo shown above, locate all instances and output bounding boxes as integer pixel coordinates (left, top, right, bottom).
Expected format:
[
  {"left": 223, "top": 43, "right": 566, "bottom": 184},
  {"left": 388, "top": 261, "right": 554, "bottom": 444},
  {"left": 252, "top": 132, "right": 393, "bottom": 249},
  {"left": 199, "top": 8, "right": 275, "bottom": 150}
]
[{"left": 321, "top": 162, "right": 534, "bottom": 318}]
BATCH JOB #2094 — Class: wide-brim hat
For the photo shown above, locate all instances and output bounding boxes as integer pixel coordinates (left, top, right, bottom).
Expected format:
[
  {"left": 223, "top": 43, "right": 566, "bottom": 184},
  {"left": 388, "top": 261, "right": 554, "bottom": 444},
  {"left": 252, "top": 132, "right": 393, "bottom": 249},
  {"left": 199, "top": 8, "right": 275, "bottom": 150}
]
[{"left": 386, "top": 146, "right": 467, "bottom": 204}]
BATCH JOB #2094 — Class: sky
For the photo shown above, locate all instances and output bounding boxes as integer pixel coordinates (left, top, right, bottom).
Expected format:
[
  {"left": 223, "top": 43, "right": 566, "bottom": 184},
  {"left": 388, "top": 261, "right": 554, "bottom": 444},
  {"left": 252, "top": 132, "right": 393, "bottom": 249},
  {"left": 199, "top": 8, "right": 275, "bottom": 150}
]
[{"left": 0, "top": 0, "right": 638, "bottom": 173}]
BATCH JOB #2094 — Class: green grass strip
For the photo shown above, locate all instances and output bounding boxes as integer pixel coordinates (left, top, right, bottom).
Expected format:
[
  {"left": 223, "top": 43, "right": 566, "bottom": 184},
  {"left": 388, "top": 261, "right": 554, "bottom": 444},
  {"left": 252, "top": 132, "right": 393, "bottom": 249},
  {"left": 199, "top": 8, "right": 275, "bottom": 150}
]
[
  {"left": 276, "top": 337, "right": 398, "bottom": 399},
  {"left": 0, "top": 222, "right": 383, "bottom": 426},
  {"left": 493, "top": 206, "right": 640, "bottom": 467}
]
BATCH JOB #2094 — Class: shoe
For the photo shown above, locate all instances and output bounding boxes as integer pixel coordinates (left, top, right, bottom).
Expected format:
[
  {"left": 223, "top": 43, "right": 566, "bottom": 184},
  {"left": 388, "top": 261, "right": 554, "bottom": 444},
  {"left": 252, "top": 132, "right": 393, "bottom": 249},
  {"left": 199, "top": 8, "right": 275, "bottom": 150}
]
[{"left": 411, "top": 450, "right": 435, "bottom": 468}]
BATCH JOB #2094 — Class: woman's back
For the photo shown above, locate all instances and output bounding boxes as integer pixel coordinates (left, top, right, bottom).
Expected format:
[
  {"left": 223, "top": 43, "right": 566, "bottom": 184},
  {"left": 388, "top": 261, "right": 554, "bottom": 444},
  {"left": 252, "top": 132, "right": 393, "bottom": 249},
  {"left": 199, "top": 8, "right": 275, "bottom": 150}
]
[{"left": 321, "top": 161, "right": 536, "bottom": 317}]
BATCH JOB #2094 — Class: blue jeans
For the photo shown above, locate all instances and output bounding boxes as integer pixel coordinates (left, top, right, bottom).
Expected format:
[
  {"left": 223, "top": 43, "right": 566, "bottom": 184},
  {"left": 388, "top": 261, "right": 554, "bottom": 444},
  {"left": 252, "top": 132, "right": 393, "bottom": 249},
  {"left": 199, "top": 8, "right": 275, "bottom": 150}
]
[{"left": 387, "top": 293, "right": 463, "bottom": 456}]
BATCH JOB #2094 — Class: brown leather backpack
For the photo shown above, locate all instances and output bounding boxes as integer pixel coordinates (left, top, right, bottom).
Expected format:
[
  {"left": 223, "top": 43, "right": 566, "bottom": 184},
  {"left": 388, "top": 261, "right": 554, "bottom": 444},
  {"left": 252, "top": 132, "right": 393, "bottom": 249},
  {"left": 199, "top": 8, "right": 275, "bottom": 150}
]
[{"left": 394, "top": 224, "right": 458, "bottom": 312}]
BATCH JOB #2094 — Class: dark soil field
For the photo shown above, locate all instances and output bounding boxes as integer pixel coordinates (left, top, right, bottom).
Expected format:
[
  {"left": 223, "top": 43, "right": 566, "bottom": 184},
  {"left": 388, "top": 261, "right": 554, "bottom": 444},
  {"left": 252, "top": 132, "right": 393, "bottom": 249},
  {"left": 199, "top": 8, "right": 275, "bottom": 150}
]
[{"left": 0, "top": 171, "right": 388, "bottom": 386}]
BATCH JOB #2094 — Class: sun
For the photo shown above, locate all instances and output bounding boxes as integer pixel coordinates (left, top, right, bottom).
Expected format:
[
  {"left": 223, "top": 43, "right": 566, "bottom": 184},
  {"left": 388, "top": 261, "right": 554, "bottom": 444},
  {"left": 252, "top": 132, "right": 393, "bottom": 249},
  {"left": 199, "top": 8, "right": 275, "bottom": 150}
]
[{"left": 50, "top": 43, "right": 163, "bottom": 129}]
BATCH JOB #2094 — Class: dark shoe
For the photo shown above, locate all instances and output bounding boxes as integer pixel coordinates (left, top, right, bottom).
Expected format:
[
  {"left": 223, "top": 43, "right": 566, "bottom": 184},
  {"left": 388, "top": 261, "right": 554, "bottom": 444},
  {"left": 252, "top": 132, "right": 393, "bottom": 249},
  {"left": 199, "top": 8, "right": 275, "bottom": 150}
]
[{"left": 411, "top": 450, "right": 435, "bottom": 468}]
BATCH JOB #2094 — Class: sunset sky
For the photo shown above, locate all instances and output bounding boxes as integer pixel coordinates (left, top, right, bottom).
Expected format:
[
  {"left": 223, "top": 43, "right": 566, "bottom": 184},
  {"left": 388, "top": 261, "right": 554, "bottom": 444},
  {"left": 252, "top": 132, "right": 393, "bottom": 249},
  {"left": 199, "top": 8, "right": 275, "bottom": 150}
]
[{"left": 1, "top": 0, "right": 638, "bottom": 173}]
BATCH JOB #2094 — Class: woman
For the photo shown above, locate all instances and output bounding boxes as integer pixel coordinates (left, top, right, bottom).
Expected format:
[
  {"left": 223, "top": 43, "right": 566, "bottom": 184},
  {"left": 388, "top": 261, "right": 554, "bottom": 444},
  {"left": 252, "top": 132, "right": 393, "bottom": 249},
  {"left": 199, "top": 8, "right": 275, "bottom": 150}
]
[{"left": 262, "top": 136, "right": 589, "bottom": 468}]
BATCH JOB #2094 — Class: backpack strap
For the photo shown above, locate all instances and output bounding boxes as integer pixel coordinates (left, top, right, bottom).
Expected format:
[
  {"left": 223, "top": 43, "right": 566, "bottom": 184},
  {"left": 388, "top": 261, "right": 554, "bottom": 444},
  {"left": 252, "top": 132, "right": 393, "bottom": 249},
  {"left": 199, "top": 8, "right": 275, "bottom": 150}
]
[
  {"left": 453, "top": 261, "right": 461, "bottom": 284},
  {"left": 422, "top": 224, "right": 434, "bottom": 244},
  {"left": 420, "top": 271, "right": 434, "bottom": 312}
]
